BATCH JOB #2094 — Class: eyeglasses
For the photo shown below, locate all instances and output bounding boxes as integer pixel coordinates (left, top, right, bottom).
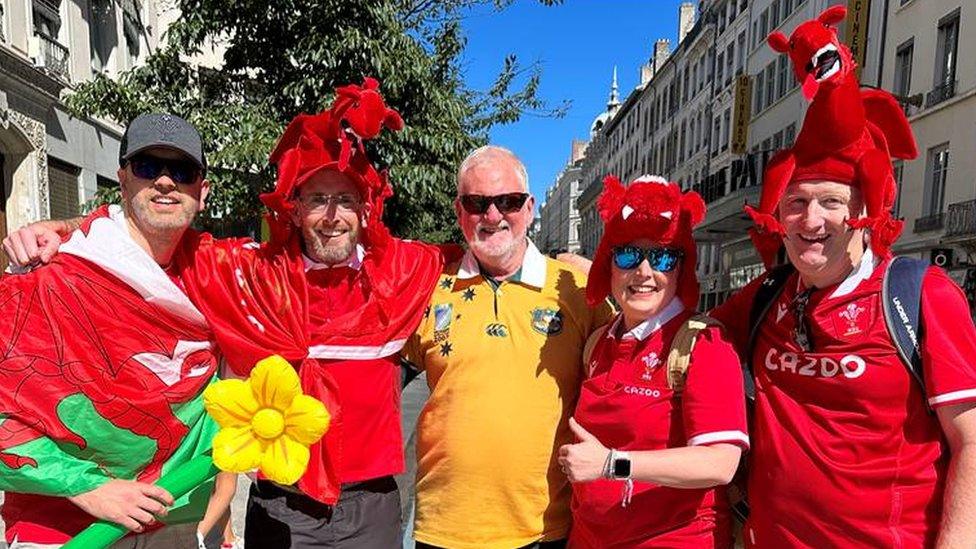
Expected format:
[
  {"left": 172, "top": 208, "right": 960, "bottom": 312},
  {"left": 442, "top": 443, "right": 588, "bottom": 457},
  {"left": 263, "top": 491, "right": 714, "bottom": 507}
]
[
  {"left": 611, "top": 246, "right": 683, "bottom": 272},
  {"left": 459, "top": 193, "right": 530, "bottom": 215},
  {"left": 295, "top": 193, "right": 362, "bottom": 213},
  {"left": 791, "top": 287, "right": 816, "bottom": 352},
  {"left": 127, "top": 154, "right": 201, "bottom": 184}
]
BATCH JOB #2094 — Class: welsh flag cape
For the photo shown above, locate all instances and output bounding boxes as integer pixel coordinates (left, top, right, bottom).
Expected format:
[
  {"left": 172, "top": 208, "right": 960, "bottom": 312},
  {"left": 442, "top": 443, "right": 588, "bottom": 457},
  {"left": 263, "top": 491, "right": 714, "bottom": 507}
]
[
  {"left": 0, "top": 205, "right": 219, "bottom": 542},
  {"left": 178, "top": 227, "right": 446, "bottom": 504}
]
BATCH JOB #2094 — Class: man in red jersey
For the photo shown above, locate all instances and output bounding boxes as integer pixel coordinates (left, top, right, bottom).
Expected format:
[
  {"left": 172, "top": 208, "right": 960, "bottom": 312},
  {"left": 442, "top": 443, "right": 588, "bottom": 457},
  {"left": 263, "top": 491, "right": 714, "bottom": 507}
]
[{"left": 712, "top": 7, "right": 976, "bottom": 548}]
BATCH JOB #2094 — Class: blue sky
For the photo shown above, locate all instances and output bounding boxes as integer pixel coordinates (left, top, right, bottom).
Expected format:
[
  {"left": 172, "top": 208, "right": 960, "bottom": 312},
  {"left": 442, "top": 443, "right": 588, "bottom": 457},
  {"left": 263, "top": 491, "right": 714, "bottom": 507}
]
[{"left": 460, "top": 0, "right": 686, "bottom": 208}]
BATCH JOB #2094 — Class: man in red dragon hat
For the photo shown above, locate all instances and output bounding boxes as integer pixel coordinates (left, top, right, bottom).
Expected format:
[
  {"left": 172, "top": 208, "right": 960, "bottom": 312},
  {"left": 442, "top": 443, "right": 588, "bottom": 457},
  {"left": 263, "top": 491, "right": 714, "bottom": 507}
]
[
  {"left": 4, "top": 79, "right": 446, "bottom": 548},
  {"left": 711, "top": 6, "right": 976, "bottom": 547},
  {"left": 0, "top": 113, "right": 220, "bottom": 547}
]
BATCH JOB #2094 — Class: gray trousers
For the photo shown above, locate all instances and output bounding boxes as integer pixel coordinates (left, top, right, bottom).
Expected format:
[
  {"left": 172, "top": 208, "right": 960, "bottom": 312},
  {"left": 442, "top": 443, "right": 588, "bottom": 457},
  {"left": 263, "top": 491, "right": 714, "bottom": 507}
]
[
  {"left": 245, "top": 477, "right": 400, "bottom": 549},
  {"left": 10, "top": 522, "right": 199, "bottom": 549}
]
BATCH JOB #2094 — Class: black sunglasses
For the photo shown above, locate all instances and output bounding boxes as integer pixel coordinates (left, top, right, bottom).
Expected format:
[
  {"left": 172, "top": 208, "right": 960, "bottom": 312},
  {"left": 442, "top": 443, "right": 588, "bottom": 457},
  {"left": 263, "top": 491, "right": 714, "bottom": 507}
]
[
  {"left": 127, "top": 154, "right": 201, "bottom": 184},
  {"left": 791, "top": 287, "right": 816, "bottom": 352},
  {"left": 611, "top": 246, "right": 684, "bottom": 272},
  {"left": 459, "top": 193, "right": 530, "bottom": 215}
]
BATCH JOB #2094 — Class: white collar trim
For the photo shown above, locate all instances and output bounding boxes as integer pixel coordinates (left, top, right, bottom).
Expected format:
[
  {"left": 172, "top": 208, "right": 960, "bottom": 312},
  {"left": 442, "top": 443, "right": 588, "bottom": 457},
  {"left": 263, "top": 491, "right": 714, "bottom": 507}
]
[
  {"left": 829, "top": 248, "right": 877, "bottom": 298},
  {"left": 303, "top": 244, "right": 366, "bottom": 271},
  {"left": 456, "top": 239, "right": 548, "bottom": 289},
  {"left": 611, "top": 297, "right": 684, "bottom": 342}
]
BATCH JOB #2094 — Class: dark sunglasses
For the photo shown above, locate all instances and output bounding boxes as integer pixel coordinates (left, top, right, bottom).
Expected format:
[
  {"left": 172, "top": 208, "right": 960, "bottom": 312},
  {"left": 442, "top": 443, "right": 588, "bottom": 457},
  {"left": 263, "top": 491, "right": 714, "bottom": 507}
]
[
  {"left": 791, "top": 287, "right": 816, "bottom": 352},
  {"left": 127, "top": 154, "right": 201, "bottom": 184},
  {"left": 459, "top": 193, "right": 530, "bottom": 215},
  {"left": 611, "top": 246, "right": 684, "bottom": 272}
]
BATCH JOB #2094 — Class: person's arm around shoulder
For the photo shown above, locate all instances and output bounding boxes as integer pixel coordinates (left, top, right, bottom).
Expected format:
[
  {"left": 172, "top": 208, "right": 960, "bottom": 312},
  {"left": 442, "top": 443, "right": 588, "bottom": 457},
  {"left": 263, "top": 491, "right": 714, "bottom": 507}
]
[
  {"left": 918, "top": 268, "right": 976, "bottom": 547},
  {"left": 2, "top": 217, "right": 82, "bottom": 270}
]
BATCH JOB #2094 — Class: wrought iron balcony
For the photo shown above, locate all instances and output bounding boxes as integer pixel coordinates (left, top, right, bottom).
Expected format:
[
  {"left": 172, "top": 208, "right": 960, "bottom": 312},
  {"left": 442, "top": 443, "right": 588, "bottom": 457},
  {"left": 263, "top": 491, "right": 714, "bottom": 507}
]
[
  {"left": 35, "top": 32, "right": 69, "bottom": 81},
  {"left": 914, "top": 212, "right": 945, "bottom": 233},
  {"left": 945, "top": 199, "right": 976, "bottom": 239},
  {"left": 925, "top": 80, "right": 956, "bottom": 108}
]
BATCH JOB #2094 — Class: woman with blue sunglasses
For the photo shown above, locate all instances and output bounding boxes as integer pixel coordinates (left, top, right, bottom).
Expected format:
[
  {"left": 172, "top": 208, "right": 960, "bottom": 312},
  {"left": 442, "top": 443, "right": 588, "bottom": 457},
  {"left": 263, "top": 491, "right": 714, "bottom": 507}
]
[{"left": 557, "top": 175, "right": 749, "bottom": 548}]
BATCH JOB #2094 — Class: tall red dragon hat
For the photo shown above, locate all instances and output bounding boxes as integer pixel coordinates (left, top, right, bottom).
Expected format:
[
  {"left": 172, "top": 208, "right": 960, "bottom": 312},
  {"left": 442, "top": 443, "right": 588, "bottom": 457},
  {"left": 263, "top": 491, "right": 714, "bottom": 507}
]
[
  {"left": 586, "top": 175, "right": 706, "bottom": 309},
  {"left": 261, "top": 77, "right": 404, "bottom": 250},
  {"left": 744, "top": 6, "right": 918, "bottom": 267}
]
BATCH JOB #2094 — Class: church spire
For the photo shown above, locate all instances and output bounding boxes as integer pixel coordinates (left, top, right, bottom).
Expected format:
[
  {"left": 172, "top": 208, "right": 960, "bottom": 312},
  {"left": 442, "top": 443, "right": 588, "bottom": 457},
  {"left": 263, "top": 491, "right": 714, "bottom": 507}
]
[{"left": 608, "top": 66, "right": 620, "bottom": 110}]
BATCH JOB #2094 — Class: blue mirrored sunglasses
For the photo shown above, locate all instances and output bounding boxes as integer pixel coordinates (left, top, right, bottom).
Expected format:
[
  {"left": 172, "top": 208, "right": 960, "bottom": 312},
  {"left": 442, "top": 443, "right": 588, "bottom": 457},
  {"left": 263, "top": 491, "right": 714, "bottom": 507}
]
[{"left": 611, "top": 246, "right": 684, "bottom": 272}]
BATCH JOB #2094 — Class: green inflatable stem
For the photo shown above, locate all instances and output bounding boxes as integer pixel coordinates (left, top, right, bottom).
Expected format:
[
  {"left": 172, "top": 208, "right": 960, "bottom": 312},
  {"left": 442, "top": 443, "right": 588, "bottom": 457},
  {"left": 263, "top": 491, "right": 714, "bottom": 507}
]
[{"left": 63, "top": 454, "right": 219, "bottom": 549}]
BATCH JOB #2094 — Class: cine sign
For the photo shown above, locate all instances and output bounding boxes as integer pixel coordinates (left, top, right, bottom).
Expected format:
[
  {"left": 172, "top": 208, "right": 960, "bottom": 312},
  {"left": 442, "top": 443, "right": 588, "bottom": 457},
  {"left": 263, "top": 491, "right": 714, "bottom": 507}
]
[
  {"left": 844, "top": 0, "right": 871, "bottom": 80},
  {"left": 731, "top": 75, "right": 753, "bottom": 154}
]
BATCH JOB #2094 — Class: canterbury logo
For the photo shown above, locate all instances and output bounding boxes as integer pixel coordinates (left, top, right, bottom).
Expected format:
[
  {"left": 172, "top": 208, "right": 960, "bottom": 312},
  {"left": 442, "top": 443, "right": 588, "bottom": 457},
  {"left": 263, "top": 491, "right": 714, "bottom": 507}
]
[{"left": 485, "top": 323, "right": 508, "bottom": 337}]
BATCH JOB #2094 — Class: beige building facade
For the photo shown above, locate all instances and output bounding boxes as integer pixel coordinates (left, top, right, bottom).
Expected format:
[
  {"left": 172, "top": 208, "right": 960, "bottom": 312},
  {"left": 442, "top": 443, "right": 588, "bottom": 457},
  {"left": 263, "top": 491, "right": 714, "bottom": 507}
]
[
  {"left": 883, "top": 0, "right": 975, "bottom": 297},
  {"left": 0, "top": 0, "right": 174, "bottom": 271},
  {"left": 538, "top": 139, "right": 586, "bottom": 254}
]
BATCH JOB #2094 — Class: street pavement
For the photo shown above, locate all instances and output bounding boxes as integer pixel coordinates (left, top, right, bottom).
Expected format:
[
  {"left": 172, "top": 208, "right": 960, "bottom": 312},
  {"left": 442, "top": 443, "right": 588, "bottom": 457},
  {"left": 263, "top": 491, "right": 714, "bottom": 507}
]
[{"left": 0, "top": 373, "right": 431, "bottom": 549}]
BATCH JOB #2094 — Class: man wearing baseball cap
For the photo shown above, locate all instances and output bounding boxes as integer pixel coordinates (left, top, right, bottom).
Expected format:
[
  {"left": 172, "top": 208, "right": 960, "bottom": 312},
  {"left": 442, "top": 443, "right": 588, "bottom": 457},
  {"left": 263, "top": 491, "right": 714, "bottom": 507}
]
[{"left": 0, "top": 112, "right": 219, "bottom": 547}]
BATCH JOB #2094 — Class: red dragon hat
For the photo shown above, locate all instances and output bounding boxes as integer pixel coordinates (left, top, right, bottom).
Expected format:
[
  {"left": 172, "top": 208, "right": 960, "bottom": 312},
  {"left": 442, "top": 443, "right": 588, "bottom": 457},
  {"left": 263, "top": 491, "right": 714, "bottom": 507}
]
[
  {"left": 261, "top": 77, "right": 404, "bottom": 250},
  {"left": 586, "top": 175, "right": 706, "bottom": 309},
  {"left": 744, "top": 6, "right": 918, "bottom": 267}
]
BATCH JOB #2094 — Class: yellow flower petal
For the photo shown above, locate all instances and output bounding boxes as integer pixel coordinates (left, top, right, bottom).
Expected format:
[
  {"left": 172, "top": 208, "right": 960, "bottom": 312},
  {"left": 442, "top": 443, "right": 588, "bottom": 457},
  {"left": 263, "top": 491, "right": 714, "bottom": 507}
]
[
  {"left": 212, "top": 426, "right": 265, "bottom": 473},
  {"left": 250, "top": 356, "right": 301, "bottom": 411},
  {"left": 283, "top": 394, "right": 331, "bottom": 445},
  {"left": 260, "top": 435, "right": 310, "bottom": 485},
  {"left": 203, "top": 379, "right": 259, "bottom": 428}
]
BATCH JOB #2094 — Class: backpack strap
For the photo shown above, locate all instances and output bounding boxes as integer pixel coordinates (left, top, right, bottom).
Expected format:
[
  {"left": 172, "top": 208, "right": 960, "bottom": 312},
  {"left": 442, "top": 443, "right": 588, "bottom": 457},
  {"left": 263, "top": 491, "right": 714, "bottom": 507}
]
[
  {"left": 666, "top": 314, "right": 725, "bottom": 396},
  {"left": 882, "top": 256, "right": 928, "bottom": 397},
  {"left": 583, "top": 323, "right": 611, "bottom": 378},
  {"left": 746, "top": 264, "right": 795, "bottom": 398}
]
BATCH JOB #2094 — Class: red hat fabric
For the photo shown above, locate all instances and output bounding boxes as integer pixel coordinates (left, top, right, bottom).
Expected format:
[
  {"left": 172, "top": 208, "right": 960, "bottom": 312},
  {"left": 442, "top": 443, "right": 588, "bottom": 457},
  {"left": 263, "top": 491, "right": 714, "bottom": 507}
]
[
  {"left": 586, "top": 175, "right": 706, "bottom": 309},
  {"left": 261, "top": 78, "right": 403, "bottom": 250},
  {"left": 744, "top": 6, "right": 918, "bottom": 267}
]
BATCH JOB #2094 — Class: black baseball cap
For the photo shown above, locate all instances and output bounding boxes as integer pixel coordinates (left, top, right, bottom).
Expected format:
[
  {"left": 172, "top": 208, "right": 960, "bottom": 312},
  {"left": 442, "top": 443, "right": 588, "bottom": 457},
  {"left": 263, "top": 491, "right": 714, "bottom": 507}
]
[{"left": 119, "top": 113, "right": 207, "bottom": 174}]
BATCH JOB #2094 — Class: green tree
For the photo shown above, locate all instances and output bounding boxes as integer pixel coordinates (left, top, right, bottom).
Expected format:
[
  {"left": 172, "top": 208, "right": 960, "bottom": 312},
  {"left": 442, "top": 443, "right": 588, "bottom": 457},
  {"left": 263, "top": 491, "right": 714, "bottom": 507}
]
[{"left": 67, "top": 0, "right": 565, "bottom": 241}]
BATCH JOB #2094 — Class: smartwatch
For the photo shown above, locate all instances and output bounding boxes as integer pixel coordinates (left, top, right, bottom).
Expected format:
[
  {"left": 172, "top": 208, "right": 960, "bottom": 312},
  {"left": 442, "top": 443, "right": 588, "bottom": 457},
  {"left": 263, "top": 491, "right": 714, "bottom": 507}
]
[{"left": 609, "top": 450, "right": 631, "bottom": 480}]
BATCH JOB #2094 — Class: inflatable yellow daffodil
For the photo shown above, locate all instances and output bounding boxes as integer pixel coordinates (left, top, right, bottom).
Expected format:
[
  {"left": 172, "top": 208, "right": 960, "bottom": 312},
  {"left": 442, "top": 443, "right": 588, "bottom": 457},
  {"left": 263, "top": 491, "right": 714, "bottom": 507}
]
[{"left": 203, "top": 355, "right": 330, "bottom": 485}]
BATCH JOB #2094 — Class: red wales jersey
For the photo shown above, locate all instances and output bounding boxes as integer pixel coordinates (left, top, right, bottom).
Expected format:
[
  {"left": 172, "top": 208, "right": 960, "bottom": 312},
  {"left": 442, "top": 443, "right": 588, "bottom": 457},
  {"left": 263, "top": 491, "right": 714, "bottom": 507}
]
[
  {"left": 712, "top": 252, "right": 976, "bottom": 548},
  {"left": 571, "top": 300, "right": 750, "bottom": 548}
]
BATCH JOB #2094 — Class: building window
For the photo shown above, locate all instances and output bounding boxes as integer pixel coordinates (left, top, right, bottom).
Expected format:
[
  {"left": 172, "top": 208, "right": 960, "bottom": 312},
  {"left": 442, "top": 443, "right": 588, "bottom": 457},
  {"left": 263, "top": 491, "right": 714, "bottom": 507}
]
[
  {"left": 765, "top": 63, "right": 777, "bottom": 106},
  {"left": 770, "top": 1, "right": 780, "bottom": 29},
  {"left": 716, "top": 53, "right": 725, "bottom": 87},
  {"left": 737, "top": 31, "right": 746, "bottom": 74},
  {"left": 759, "top": 8, "right": 769, "bottom": 40},
  {"left": 726, "top": 43, "right": 734, "bottom": 85},
  {"left": 722, "top": 108, "right": 731, "bottom": 151},
  {"left": 772, "top": 130, "right": 783, "bottom": 151},
  {"left": 777, "top": 55, "right": 789, "bottom": 98},
  {"left": 923, "top": 143, "right": 950, "bottom": 216},
  {"left": 892, "top": 161, "right": 904, "bottom": 217},
  {"left": 755, "top": 71, "right": 765, "bottom": 112},
  {"left": 781, "top": 0, "right": 792, "bottom": 19},
  {"left": 894, "top": 38, "right": 914, "bottom": 97},
  {"left": 48, "top": 158, "right": 81, "bottom": 219},
  {"left": 930, "top": 9, "right": 959, "bottom": 105},
  {"left": 713, "top": 116, "right": 721, "bottom": 155},
  {"left": 785, "top": 123, "right": 796, "bottom": 146}
]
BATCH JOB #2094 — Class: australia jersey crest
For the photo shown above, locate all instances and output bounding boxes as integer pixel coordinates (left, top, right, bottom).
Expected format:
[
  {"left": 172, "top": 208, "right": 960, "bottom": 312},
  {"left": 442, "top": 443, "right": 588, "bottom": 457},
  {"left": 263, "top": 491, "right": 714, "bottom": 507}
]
[{"left": 531, "top": 307, "right": 563, "bottom": 336}]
